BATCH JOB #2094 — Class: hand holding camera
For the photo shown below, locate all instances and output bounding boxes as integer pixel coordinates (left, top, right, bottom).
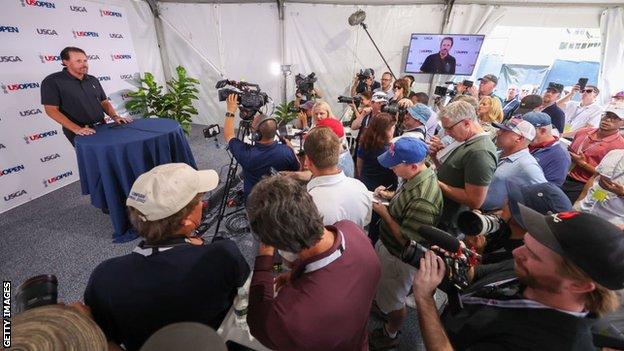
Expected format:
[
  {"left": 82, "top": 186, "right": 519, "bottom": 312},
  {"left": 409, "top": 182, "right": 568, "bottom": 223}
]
[
  {"left": 412, "top": 250, "right": 446, "bottom": 300},
  {"left": 226, "top": 94, "right": 238, "bottom": 115}
]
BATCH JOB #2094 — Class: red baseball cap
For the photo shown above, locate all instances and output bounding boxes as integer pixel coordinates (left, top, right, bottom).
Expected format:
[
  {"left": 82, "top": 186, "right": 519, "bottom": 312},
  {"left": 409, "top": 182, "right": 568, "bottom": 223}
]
[{"left": 315, "top": 118, "right": 345, "bottom": 138}]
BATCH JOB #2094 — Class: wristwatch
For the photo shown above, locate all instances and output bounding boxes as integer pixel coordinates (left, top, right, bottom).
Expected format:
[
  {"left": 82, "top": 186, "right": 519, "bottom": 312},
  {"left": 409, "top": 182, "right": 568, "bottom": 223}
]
[{"left": 225, "top": 112, "right": 235, "bottom": 118}]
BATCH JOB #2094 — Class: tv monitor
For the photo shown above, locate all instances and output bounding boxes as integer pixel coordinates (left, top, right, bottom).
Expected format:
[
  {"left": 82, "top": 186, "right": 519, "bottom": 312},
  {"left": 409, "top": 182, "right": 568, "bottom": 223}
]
[{"left": 404, "top": 34, "right": 485, "bottom": 76}]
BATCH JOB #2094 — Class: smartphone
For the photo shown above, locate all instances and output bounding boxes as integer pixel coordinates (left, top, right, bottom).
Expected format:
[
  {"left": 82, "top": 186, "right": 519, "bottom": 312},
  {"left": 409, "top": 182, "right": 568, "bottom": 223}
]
[{"left": 577, "top": 78, "right": 588, "bottom": 91}]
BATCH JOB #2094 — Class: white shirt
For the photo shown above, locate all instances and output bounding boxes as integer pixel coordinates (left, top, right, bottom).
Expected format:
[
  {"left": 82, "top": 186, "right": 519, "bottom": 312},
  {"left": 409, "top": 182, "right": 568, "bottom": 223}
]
[
  {"left": 307, "top": 171, "right": 372, "bottom": 228},
  {"left": 563, "top": 101, "right": 603, "bottom": 133},
  {"left": 578, "top": 149, "right": 624, "bottom": 226}
]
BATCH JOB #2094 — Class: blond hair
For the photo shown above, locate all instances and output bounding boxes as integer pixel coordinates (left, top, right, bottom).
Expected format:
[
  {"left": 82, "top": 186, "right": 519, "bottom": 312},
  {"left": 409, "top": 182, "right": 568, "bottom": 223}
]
[
  {"left": 312, "top": 100, "right": 334, "bottom": 120},
  {"left": 478, "top": 96, "right": 504, "bottom": 123}
]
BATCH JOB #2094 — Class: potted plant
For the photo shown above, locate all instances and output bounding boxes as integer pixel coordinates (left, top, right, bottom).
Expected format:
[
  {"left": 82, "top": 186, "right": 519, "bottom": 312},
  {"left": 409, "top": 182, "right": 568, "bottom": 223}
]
[{"left": 273, "top": 101, "right": 299, "bottom": 126}]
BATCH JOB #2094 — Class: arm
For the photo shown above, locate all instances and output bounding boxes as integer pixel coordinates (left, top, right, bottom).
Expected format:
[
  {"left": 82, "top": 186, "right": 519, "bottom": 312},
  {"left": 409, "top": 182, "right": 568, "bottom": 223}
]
[
  {"left": 351, "top": 109, "right": 371, "bottom": 130},
  {"left": 372, "top": 203, "right": 405, "bottom": 245},
  {"left": 575, "top": 174, "right": 596, "bottom": 207},
  {"left": 223, "top": 94, "right": 238, "bottom": 143},
  {"left": 569, "top": 151, "right": 597, "bottom": 175},
  {"left": 438, "top": 182, "right": 489, "bottom": 210},
  {"left": 247, "top": 244, "right": 281, "bottom": 349},
  {"left": 556, "top": 85, "right": 579, "bottom": 109},
  {"left": 100, "top": 100, "right": 131, "bottom": 124},
  {"left": 356, "top": 157, "right": 363, "bottom": 179},
  {"left": 44, "top": 105, "right": 86, "bottom": 134}
]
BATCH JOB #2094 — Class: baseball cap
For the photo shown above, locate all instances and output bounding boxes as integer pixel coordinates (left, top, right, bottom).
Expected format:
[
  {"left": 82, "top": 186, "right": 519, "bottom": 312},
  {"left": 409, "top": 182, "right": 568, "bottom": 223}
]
[
  {"left": 372, "top": 91, "right": 389, "bottom": 103},
  {"left": 546, "top": 82, "right": 564, "bottom": 94},
  {"left": 493, "top": 117, "right": 536, "bottom": 141},
  {"left": 300, "top": 100, "right": 315, "bottom": 111},
  {"left": 506, "top": 181, "right": 572, "bottom": 229},
  {"left": 406, "top": 103, "right": 432, "bottom": 125},
  {"left": 478, "top": 74, "right": 498, "bottom": 85},
  {"left": 514, "top": 94, "right": 543, "bottom": 116},
  {"left": 519, "top": 204, "right": 624, "bottom": 290},
  {"left": 126, "top": 163, "right": 218, "bottom": 221},
  {"left": 377, "top": 137, "right": 428, "bottom": 168},
  {"left": 140, "top": 322, "right": 226, "bottom": 351},
  {"left": 611, "top": 90, "right": 624, "bottom": 98},
  {"left": 604, "top": 104, "right": 624, "bottom": 120},
  {"left": 315, "top": 118, "right": 345, "bottom": 138},
  {"left": 522, "top": 111, "right": 552, "bottom": 128}
]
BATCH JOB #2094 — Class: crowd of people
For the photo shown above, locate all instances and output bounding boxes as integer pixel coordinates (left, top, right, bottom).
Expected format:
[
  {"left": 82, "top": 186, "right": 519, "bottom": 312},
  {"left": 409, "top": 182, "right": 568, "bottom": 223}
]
[{"left": 23, "top": 60, "right": 624, "bottom": 351}]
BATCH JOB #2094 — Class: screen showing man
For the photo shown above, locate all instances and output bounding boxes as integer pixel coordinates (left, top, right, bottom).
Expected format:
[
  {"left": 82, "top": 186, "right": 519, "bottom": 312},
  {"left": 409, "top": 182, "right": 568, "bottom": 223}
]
[{"left": 405, "top": 34, "right": 485, "bottom": 76}]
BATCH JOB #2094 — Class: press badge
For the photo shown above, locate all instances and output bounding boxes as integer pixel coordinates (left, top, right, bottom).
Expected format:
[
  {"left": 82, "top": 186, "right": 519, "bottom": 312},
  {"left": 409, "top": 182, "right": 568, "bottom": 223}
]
[{"left": 592, "top": 187, "right": 609, "bottom": 202}]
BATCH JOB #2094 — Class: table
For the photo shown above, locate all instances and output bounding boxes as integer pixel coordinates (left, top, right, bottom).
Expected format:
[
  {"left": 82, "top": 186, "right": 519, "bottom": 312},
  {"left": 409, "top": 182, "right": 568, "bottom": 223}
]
[
  {"left": 217, "top": 306, "right": 272, "bottom": 351},
  {"left": 75, "top": 118, "right": 197, "bottom": 243}
]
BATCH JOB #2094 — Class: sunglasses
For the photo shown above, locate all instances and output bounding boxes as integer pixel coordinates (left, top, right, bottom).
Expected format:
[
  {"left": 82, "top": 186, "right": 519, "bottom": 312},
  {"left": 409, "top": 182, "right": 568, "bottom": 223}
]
[
  {"left": 393, "top": 86, "right": 402, "bottom": 90},
  {"left": 582, "top": 89, "right": 594, "bottom": 94}
]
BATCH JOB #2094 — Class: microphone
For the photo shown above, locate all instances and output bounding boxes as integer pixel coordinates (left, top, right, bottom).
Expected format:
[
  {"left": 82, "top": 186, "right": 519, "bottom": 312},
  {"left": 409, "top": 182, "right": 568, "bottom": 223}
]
[
  {"left": 417, "top": 226, "right": 481, "bottom": 261},
  {"left": 348, "top": 10, "right": 366, "bottom": 26}
]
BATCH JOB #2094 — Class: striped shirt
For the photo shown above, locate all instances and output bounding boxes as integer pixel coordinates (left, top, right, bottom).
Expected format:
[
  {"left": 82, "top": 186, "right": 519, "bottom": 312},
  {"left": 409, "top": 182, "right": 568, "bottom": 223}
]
[{"left": 379, "top": 167, "right": 443, "bottom": 257}]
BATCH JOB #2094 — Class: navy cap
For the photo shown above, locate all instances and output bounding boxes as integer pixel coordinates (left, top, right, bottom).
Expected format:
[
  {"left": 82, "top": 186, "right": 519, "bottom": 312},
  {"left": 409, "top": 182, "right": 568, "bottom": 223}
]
[
  {"left": 378, "top": 137, "right": 428, "bottom": 168},
  {"left": 506, "top": 181, "right": 572, "bottom": 229},
  {"left": 406, "top": 103, "right": 432, "bottom": 125},
  {"left": 522, "top": 111, "right": 552, "bottom": 128},
  {"left": 546, "top": 82, "right": 564, "bottom": 94}
]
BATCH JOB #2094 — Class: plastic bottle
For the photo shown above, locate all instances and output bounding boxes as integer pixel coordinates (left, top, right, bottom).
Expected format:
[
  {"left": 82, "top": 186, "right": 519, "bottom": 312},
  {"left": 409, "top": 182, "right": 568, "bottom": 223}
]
[{"left": 234, "top": 287, "right": 249, "bottom": 331}]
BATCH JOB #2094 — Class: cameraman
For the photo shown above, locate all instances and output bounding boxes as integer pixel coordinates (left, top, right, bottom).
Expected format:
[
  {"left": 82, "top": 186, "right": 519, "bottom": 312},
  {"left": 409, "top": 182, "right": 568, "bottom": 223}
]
[
  {"left": 412, "top": 207, "right": 624, "bottom": 350},
  {"left": 350, "top": 68, "right": 380, "bottom": 96},
  {"left": 224, "top": 94, "right": 300, "bottom": 199}
]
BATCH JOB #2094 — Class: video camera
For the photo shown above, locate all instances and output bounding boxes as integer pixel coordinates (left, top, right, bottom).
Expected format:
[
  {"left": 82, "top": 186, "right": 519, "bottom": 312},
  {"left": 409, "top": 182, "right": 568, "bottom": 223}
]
[
  {"left": 295, "top": 72, "right": 317, "bottom": 99},
  {"left": 381, "top": 103, "right": 406, "bottom": 116},
  {"left": 337, "top": 95, "right": 362, "bottom": 108},
  {"left": 355, "top": 68, "right": 374, "bottom": 94},
  {"left": 216, "top": 79, "right": 269, "bottom": 119},
  {"left": 434, "top": 79, "right": 474, "bottom": 98}
]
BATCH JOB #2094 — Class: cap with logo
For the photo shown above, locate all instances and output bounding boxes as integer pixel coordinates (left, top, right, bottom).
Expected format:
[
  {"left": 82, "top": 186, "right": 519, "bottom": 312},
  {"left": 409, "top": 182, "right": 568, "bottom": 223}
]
[
  {"left": 126, "top": 163, "right": 219, "bottom": 221},
  {"left": 514, "top": 95, "right": 543, "bottom": 116},
  {"left": 377, "top": 137, "right": 428, "bottom": 168},
  {"left": 372, "top": 91, "right": 389, "bottom": 103},
  {"left": 519, "top": 205, "right": 624, "bottom": 290},
  {"left": 315, "top": 118, "right": 345, "bottom": 138},
  {"left": 506, "top": 181, "right": 572, "bottom": 229},
  {"left": 546, "top": 82, "right": 564, "bottom": 94},
  {"left": 604, "top": 104, "right": 624, "bottom": 120},
  {"left": 478, "top": 74, "right": 498, "bottom": 85},
  {"left": 406, "top": 103, "right": 432, "bottom": 125},
  {"left": 493, "top": 117, "right": 536, "bottom": 141},
  {"left": 522, "top": 111, "right": 552, "bottom": 128}
]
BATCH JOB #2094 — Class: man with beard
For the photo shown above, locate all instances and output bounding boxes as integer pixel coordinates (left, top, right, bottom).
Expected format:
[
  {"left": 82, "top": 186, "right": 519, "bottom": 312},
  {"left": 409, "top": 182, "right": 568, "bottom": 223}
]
[
  {"left": 420, "top": 37, "right": 456, "bottom": 74},
  {"left": 537, "top": 82, "right": 566, "bottom": 134},
  {"left": 411, "top": 207, "right": 624, "bottom": 350}
]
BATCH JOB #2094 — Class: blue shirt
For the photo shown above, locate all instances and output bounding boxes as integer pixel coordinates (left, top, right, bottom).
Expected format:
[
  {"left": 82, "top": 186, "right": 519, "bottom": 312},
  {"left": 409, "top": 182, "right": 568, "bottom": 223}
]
[
  {"left": 542, "top": 104, "right": 566, "bottom": 133},
  {"left": 482, "top": 148, "right": 547, "bottom": 211},
  {"left": 229, "top": 139, "right": 299, "bottom": 199},
  {"left": 338, "top": 150, "right": 355, "bottom": 178},
  {"left": 530, "top": 141, "right": 571, "bottom": 186},
  {"left": 357, "top": 145, "right": 397, "bottom": 191}
]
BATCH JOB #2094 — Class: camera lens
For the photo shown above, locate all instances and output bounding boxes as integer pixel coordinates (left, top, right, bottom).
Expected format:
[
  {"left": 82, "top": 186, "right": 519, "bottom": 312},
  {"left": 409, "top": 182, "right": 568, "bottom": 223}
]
[
  {"left": 15, "top": 274, "right": 58, "bottom": 313},
  {"left": 457, "top": 211, "right": 502, "bottom": 236}
]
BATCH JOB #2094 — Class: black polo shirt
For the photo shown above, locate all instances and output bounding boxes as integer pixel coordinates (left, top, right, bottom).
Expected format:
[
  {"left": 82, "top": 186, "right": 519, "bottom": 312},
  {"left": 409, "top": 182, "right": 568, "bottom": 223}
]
[
  {"left": 40, "top": 68, "right": 107, "bottom": 136},
  {"left": 420, "top": 53, "right": 456, "bottom": 74}
]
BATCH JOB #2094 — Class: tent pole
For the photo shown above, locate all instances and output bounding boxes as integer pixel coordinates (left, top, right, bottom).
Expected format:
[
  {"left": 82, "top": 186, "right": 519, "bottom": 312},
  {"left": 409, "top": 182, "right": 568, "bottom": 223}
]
[
  {"left": 278, "top": 0, "right": 287, "bottom": 103},
  {"left": 145, "top": 0, "right": 173, "bottom": 86}
]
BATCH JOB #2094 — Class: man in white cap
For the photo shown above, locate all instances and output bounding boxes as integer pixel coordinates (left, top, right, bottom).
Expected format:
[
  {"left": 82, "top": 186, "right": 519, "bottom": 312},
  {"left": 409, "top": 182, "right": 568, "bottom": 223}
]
[
  {"left": 84, "top": 163, "right": 249, "bottom": 351},
  {"left": 481, "top": 118, "right": 546, "bottom": 211}
]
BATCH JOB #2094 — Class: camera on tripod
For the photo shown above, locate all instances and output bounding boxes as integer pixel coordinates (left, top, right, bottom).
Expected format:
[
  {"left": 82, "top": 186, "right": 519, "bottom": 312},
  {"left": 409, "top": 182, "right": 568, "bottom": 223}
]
[
  {"left": 434, "top": 79, "right": 474, "bottom": 98},
  {"left": 295, "top": 72, "right": 317, "bottom": 99},
  {"left": 337, "top": 95, "right": 362, "bottom": 108},
  {"left": 457, "top": 210, "right": 504, "bottom": 236},
  {"left": 216, "top": 79, "right": 268, "bottom": 119}
]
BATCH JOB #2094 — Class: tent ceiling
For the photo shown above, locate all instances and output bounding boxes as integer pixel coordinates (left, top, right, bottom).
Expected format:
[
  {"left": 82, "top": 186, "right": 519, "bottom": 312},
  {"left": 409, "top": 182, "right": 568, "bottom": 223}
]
[{"left": 155, "top": 0, "right": 624, "bottom": 6}]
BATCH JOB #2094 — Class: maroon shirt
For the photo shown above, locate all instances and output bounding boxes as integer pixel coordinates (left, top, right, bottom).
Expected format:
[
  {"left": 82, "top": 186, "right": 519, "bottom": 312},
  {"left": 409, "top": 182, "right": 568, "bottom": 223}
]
[{"left": 248, "top": 220, "right": 381, "bottom": 351}]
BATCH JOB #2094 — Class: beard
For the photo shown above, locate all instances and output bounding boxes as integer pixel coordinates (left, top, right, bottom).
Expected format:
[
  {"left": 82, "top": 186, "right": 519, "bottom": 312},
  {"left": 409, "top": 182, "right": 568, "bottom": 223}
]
[{"left": 515, "top": 262, "right": 562, "bottom": 294}]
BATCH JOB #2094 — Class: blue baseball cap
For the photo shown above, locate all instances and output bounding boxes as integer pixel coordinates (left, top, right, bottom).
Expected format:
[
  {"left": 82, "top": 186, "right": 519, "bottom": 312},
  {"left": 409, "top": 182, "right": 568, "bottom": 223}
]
[
  {"left": 506, "top": 180, "right": 572, "bottom": 229},
  {"left": 377, "top": 137, "right": 428, "bottom": 168},
  {"left": 406, "top": 103, "right": 432, "bottom": 125},
  {"left": 522, "top": 111, "right": 551, "bottom": 128}
]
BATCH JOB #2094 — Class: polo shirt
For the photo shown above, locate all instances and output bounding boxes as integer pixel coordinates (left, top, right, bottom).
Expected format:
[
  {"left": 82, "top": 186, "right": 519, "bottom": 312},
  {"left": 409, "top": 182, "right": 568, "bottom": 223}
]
[
  {"left": 228, "top": 139, "right": 299, "bottom": 199},
  {"left": 530, "top": 140, "right": 571, "bottom": 186},
  {"left": 378, "top": 167, "right": 443, "bottom": 257},
  {"left": 357, "top": 145, "right": 398, "bottom": 191},
  {"left": 481, "top": 148, "right": 547, "bottom": 211},
  {"left": 307, "top": 171, "right": 372, "bottom": 227},
  {"left": 248, "top": 220, "right": 381, "bottom": 351},
  {"left": 420, "top": 53, "right": 456, "bottom": 74},
  {"left": 437, "top": 134, "right": 497, "bottom": 224},
  {"left": 563, "top": 101, "right": 603, "bottom": 133},
  {"left": 541, "top": 104, "right": 566, "bottom": 133},
  {"left": 40, "top": 68, "right": 107, "bottom": 129},
  {"left": 568, "top": 127, "right": 624, "bottom": 183},
  {"left": 84, "top": 239, "right": 249, "bottom": 351},
  {"left": 578, "top": 149, "right": 624, "bottom": 226}
]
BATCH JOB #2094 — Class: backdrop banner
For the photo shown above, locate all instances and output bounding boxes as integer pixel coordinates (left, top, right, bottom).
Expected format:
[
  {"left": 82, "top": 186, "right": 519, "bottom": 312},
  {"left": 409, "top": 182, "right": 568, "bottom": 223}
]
[{"left": 0, "top": 0, "right": 141, "bottom": 214}]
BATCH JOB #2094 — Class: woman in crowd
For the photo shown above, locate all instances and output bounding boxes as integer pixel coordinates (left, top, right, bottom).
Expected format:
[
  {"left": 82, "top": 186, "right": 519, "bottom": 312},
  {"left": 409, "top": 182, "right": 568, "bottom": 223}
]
[{"left": 477, "top": 96, "right": 504, "bottom": 137}]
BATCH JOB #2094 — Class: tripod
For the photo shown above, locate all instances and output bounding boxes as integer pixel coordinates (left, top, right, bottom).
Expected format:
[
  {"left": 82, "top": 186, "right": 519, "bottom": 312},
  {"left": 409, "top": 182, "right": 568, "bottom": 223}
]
[{"left": 212, "top": 119, "right": 253, "bottom": 240}]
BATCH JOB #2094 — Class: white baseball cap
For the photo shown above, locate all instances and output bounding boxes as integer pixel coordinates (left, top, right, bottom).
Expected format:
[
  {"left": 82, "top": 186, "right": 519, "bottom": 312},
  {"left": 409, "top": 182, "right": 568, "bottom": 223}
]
[
  {"left": 605, "top": 104, "right": 624, "bottom": 120},
  {"left": 126, "top": 163, "right": 218, "bottom": 221},
  {"left": 371, "top": 91, "right": 389, "bottom": 103},
  {"left": 493, "top": 117, "right": 536, "bottom": 141}
]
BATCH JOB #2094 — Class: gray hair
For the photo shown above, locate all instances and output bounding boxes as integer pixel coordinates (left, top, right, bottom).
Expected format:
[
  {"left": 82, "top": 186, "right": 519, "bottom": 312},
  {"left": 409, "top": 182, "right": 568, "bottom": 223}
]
[{"left": 438, "top": 101, "right": 478, "bottom": 124}]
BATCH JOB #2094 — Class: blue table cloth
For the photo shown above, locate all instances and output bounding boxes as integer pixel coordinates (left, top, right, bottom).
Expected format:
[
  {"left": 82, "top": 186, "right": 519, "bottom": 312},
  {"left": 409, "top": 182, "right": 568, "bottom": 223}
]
[{"left": 75, "top": 118, "right": 197, "bottom": 243}]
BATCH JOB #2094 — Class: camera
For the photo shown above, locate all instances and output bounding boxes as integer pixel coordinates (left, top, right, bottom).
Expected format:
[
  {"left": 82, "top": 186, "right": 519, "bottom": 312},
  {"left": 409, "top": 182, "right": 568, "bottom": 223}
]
[
  {"left": 203, "top": 124, "right": 220, "bottom": 138},
  {"left": 402, "top": 240, "right": 470, "bottom": 291},
  {"left": 381, "top": 102, "right": 406, "bottom": 115},
  {"left": 295, "top": 72, "right": 317, "bottom": 99},
  {"left": 434, "top": 80, "right": 474, "bottom": 98},
  {"left": 337, "top": 95, "right": 362, "bottom": 107},
  {"left": 15, "top": 274, "right": 58, "bottom": 313},
  {"left": 457, "top": 210, "right": 504, "bottom": 236},
  {"left": 216, "top": 79, "right": 269, "bottom": 119},
  {"left": 355, "top": 68, "right": 374, "bottom": 94}
]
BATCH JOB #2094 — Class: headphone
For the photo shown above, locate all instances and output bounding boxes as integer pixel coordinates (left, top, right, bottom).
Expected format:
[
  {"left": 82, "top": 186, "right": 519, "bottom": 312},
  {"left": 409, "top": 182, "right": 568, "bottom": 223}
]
[{"left": 251, "top": 114, "right": 277, "bottom": 142}]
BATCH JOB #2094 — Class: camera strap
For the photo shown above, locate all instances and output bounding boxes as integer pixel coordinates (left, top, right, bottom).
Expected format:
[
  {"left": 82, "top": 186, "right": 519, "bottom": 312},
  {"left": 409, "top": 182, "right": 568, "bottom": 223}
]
[{"left": 133, "top": 236, "right": 202, "bottom": 257}]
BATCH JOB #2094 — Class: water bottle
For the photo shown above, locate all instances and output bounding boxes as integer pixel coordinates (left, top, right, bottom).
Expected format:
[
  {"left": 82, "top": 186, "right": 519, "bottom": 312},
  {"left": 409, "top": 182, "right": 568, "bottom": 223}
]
[{"left": 234, "top": 287, "right": 249, "bottom": 331}]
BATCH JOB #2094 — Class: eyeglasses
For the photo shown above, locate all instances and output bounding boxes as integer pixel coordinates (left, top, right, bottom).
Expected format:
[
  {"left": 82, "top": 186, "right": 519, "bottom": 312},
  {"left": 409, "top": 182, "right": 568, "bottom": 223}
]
[
  {"left": 442, "top": 118, "right": 466, "bottom": 132},
  {"left": 381, "top": 78, "right": 392, "bottom": 81},
  {"left": 582, "top": 89, "right": 594, "bottom": 94}
]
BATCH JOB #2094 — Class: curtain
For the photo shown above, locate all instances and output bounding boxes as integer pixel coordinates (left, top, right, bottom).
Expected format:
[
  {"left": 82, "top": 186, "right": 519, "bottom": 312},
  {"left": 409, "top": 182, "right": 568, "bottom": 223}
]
[{"left": 598, "top": 7, "right": 624, "bottom": 106}]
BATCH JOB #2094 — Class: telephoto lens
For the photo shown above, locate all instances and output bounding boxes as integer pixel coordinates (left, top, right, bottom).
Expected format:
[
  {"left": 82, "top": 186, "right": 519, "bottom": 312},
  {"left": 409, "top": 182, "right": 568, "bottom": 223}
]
[
  {"left": 401, "top": 240, "right": 429, "bottom": 268},
  {"left": 457, "top": 210, "right": 503, "bottom": 236},
  {"left": 15, "top": 274, "right": 58, "bottom": 313}
]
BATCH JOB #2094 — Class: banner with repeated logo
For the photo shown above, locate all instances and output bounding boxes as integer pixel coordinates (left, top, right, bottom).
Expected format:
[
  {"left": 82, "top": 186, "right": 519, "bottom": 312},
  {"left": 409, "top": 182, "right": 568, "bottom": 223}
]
[{"left": 0, "top": 0, "right": 141, "bottom": 214}]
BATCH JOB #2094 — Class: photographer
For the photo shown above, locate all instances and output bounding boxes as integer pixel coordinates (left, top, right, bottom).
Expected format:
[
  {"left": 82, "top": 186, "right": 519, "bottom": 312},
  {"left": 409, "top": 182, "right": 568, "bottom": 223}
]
[
  {"left": 350, "top": 68, "right": 381, "bottom": 96},
  {"left": 224, "top": 94, "right": 300, "bottom": 199},
  {"left": 412, "top": 207, "right": 624, "bottom": 350}
]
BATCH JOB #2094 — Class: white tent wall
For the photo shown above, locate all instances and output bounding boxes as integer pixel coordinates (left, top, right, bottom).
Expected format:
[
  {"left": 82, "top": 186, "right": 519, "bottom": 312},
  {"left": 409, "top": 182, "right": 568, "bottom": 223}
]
[{"left": 599, "top": 7, "right": 624, "bottom": 106}]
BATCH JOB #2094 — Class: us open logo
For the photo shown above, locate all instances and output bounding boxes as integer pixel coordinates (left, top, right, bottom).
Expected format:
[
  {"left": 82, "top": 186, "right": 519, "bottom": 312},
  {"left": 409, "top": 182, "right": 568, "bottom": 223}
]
[
  {"left": 36, "top": 28, "right": 58, "bottom": 36},
  {"left": 0, "top": 164, "right": 25, "bottom": 178},
  {"left": 0, "top": 26, "right": 19, "bottom": 33},
  {"left": 39, "top": 54, "right": 61, "bottom": 63},
  {"left": 72, "top": 30, "right": 99, "bottom": 38},
  {"left": 19, "top": 108, "right": 43, "bottom": 117},
  {"left": 4, "top": 189, "right": 27, "bottom": 202},
  {"left": 1, "top": 82, "right": 40, "bottom": 94},
  {"left": 69, "top": 5, "right": 87, "bottom": 12},
  {"left": 20, "top": 0, "right": 56, "bottom": 9},
  {"left": 23, "top": 130, "right": 57, "bottom": 144},
  {"left": 420, "top": 49, "right": 433, "bottom": 53},
  {"left": 43, "top": 170, "right": 73, "bottom": 187},
  {"left": 111, "top": 54, "right": 131, "bottom": 61},
  {"left": 100, "top": 9, "right": 122, "bottom": 17},
  {"left": 0, "top": 56, "right": 22, "bottom": 63},
  {"left": 109, "top": 33, "right": 123, "bottom": 39}
]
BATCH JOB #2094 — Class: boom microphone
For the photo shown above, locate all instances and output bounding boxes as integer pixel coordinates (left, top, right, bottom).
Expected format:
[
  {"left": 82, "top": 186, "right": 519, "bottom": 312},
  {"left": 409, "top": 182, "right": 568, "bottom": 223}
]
[
  {"left": 348, "top": 10, "right": 366, "bottom": 26},
  {"left": 417, "top": 226, "right": 481, "bottom": 261}
]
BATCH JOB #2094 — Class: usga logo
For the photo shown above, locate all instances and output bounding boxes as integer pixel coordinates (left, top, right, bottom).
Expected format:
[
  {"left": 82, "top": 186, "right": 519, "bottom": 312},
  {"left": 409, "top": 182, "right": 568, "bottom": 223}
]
[
  {"left": 109, "top": 33, "right": 123, "bottom": 39},
  {"left": 40, "top": 153, "right": 60, "bottom": 163},
  {"left": 0, "top": 26, "right": 20, "bottom": 33},
  {"left": 36, "top": 28, "right": 58, "bottom": 35},
  {"left": 0, "top": 164, "right": 25, "bottom": 178},
  {"left": 100, "top": 9, "right": 122, "bottom": 17},
  {"left": 20, "top": 0, "right": 56, "bottom": 9},
  {"left": 4, "top": 189, "right": 27, "bottom": 202},
  {"left": 0, "top": 56, "right": 22, "bottom": 62},
  {"left": 43, "top": 170, "right": 73, "bottom": 187},
  {"left": 72, "top": 30, "right": 99, "bottom": 38},
  {"left": 0, "top": 144, "right": 6, "bottom": 149},
  {"left": 120, "top": 74, "right": 134, "bottom": 80},
  {"left": 39, "top": 54, "right": 61, "bottom": 63},
  {"left": 69, "top": 5, "right": 87, "bottom": 12},
  {"left": 2, "top": 82, "right": 40, "bottom": 94},
  {"left": 97, "top": 76, "right": 111, "bottom": 81},
  {"left": 87, "top": 54, "right": 101, "bottom": 60},
  {"left": 20, "top": 108, "right": 43, "bottom": 117},
  {"left": 111, "top": 54, "right": 131, "bottom": 61},
  {"left": 23, "top": 129, "right": 58, "bottom": 144}
]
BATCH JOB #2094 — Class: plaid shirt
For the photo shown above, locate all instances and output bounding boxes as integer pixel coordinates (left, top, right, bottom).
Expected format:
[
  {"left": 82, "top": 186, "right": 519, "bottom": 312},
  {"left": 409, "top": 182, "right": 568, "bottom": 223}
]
[{"left": 379, "top": 167, "right": 443, "bottom": 257}]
